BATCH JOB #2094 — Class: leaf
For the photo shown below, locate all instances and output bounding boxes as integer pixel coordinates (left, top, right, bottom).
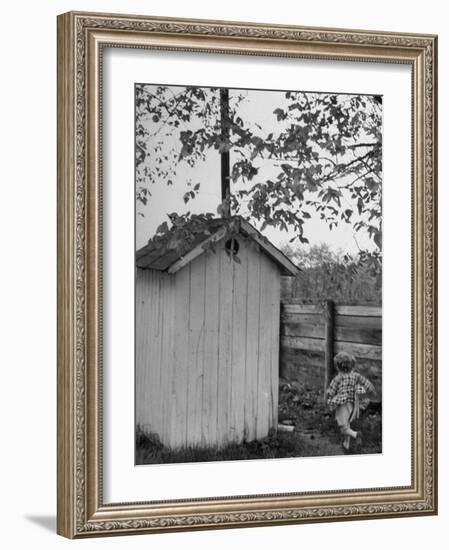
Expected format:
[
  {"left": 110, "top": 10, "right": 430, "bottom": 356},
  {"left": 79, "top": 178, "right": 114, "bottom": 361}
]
[
  {"left": 357, "top": 197, "right": 364, "bottom": 215},
  {"left": 373, "top": 230, "right": 382, "bottom": 250},
  {"left": 273, "top": 108, "right": 286, "bottom": 121},
  {"left": 365, "top": 177, "right": 379, "bottom": 193},
  {"left": 218, "top": 140, "right": 231, "bottom": 153},
  {"left": 156, "top": 221, "right": 169, "bottom": 235}
]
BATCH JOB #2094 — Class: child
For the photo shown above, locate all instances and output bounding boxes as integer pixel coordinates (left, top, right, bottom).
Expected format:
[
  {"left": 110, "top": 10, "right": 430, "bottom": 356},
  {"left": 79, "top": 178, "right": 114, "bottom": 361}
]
[{"left": 326, "top": 352, "right": 376, "bottom": 451}]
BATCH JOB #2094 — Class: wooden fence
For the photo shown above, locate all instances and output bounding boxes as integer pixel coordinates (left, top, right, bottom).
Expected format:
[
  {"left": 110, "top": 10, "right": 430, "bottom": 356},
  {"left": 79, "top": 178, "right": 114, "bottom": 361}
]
[{"left": 280, "top": 300, "right": 382, "bottom": 396}]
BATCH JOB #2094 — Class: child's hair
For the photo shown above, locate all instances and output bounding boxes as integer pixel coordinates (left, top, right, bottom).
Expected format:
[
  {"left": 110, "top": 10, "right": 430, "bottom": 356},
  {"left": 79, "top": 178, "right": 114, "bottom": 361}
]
[{"left": 334, "top": 352, "right": 355, "bottom": 373}]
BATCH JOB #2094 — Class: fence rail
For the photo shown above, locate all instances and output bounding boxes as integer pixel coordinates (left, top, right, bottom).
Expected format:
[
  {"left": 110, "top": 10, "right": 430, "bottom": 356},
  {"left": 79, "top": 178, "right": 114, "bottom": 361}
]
[{"left": 280, "top": 300, "right": 382, "bottom": 394}]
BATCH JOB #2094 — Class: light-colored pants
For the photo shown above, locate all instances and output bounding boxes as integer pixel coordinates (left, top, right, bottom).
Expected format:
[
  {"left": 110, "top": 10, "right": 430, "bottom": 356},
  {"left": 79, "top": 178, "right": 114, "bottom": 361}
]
[{"left": 335, "top": 402, "right": 357, "bottom": 438}]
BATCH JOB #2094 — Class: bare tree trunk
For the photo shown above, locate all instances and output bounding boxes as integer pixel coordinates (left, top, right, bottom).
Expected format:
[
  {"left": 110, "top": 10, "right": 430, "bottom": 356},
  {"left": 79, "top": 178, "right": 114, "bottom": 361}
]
[{"left": 220, "top": 88, "right": 230, "bottom": 214}]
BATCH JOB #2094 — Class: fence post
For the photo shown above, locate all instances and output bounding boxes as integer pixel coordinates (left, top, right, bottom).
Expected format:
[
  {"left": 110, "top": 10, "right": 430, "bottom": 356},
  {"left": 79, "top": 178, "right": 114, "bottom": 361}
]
[
  {"left": 279, "top": 302, "right": 287, "bottom": 380},
  {"left": 324, "top": 300, "right": 335, "bottom": 396}
]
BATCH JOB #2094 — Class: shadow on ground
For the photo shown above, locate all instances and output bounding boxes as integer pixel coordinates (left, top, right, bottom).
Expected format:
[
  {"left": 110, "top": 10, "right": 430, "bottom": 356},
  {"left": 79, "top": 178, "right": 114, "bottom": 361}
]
[{"left": 25, "top": 515, "right": 56, "bottom": 533}]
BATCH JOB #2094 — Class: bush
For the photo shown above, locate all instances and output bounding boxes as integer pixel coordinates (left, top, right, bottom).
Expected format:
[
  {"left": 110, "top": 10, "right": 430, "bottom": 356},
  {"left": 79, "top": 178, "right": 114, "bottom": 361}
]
[{"left": 281, "top": 242, "right": 381, "bottom": 305}]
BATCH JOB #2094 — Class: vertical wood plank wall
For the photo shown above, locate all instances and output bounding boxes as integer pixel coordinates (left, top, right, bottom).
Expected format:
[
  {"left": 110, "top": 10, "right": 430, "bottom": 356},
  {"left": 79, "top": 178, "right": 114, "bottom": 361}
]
[
  {"left": 135, "top": 239, "right": 281, "bottom": 449},
  {"left": 135, "top": 269, "right": 175, "bottom": 440}
]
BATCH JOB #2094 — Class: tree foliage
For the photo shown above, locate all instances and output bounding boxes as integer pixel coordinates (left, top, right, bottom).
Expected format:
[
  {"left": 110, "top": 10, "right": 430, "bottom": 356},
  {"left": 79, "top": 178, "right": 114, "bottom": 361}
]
[{"left": 136, "top": 85, "right": 382, "bottom": 261}]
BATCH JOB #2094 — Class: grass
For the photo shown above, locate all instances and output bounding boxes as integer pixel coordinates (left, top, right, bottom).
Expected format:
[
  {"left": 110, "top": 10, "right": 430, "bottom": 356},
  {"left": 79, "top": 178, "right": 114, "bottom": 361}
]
[
  {"left": 136, "top": 382, "right": 382, "bottom": 465},
  {"left": 136, "top": 427, "right": 316, "bottom": 465}
]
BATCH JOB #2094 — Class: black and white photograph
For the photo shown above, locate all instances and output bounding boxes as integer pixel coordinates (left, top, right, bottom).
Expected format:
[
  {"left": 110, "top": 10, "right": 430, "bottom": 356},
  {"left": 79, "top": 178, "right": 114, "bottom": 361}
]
[
  {"left": 134, "top": 83, "right": 383, "bottom": 465},
  {"left": 51, "top": 7, "right": 438, "bottom": 540}
]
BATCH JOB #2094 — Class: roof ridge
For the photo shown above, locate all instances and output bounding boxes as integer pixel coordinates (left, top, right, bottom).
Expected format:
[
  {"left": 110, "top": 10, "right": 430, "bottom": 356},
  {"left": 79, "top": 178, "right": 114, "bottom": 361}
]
[{"left": 136, "top": 216, "right": 299, "bottom": 276}]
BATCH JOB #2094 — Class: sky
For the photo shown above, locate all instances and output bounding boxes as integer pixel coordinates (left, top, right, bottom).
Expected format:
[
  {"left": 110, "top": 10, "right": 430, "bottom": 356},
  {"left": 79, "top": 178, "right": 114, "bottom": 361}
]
[{"left": 135, "top": 85, "right": 381, "bottom": 256}]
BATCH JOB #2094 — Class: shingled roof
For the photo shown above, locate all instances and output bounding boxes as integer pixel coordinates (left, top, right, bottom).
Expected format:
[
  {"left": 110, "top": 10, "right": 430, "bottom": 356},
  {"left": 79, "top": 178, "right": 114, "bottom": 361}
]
[{"left": 136, "top": 217, "right": 299, "bottom": 276}]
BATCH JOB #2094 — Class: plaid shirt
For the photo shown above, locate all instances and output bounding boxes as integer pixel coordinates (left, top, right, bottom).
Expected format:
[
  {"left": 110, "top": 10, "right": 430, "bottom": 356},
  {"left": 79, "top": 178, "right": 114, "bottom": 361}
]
[{"left": 326, "top": 371, "right": 375, "bottom": 410}]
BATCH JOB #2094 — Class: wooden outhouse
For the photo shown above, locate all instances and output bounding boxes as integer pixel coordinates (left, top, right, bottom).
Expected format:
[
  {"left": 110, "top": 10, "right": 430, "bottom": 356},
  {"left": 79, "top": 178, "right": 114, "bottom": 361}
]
[{"left": 135, "top": 217, "right": 298, "bottom": 449}]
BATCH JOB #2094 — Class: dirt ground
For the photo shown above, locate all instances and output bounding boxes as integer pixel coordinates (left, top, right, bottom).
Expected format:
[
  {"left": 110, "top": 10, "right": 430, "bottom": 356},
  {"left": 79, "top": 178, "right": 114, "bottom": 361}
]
[{"left": 136, "top": 380, "right": 381, "bottom": 464}]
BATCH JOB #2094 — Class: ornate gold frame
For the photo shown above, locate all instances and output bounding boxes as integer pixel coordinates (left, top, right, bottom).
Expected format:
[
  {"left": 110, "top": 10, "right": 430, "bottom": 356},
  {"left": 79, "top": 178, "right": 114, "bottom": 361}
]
[{"left": 57, "top": 11, "right": 438, "bottom": 538}]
